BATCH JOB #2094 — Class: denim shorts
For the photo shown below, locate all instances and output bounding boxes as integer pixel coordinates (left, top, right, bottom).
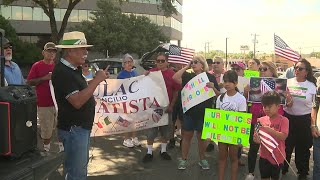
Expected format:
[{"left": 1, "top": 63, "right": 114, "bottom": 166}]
[{"left": 182, "top": 114, "right": 204, "bottom": 132}]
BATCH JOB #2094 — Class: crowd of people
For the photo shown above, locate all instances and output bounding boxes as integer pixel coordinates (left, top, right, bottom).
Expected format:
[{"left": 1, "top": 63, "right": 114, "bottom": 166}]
[{"left": 1, "top": 31, "right": 320, "bottom": 180}]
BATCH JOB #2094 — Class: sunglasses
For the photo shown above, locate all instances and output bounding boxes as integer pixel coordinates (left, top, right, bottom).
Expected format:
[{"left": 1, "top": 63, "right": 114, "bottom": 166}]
[
  {"left": 191, "top": 60, "right": 200, "bottom": 65},
  {"left": 294, "top": 66, "right": 306, "bottom": 71},
  {"left": 259, "top": 67, "right": 269, "bottom": 72},
  {"left": 156, "top": 59, "right": 166, "bottom": 63},
  {"left": 4, "top": 46, "right": 12, "bottom": 50},
  {"left": 231, "top": 67, "right": 241, "bottom": 71},
  {"left": 213, "top": 62, "right": 221, "bottom": 65}
]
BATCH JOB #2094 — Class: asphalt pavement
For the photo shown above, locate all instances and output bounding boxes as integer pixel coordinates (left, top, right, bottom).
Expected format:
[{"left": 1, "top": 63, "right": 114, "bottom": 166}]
[{"left": 46, "top": 131, "right": 312, "bottom": 180}]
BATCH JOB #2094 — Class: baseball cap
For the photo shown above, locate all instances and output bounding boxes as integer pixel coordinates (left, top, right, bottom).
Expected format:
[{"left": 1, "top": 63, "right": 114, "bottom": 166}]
[
  {"left": 206, "top": 59, "right": 213, "bottom": 64},
  {"left": 43, "top": 42, "right": 57, "bottom": 51},
  {"left": 231, "top": 62, "right": 246, "bottom": 70},
  {"left": 1, "top": 37, "right": 13, "bottom": 48}
]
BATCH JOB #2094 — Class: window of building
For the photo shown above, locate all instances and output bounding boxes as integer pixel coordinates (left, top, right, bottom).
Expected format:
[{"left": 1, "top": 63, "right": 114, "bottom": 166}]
[
  {"left": 54, "top": 8, "right": 61, "bottom": 21},
  {"left": 43, "top": 10, "right": 50, "bottom": 21},
  {"left": 79, "top": 10, "right": 88, "bottom": 21},
  {"left": 149, "top": 0, "right": 158, "bottom": 4},
  {"left": 22, "top": 7, "right": 32, "bottom": 20},
  {"left": 164, "top": 17, "right": 171, "bottom": 27},
  {"left": 69, "top": 9, "right": 79, "bottom": 22},
  {"left": 128, "top": 0, "right": 136, "bottom": 2},
  {"left": 32, "top": 7, "right": 43, "bottom": 21},
  {"left": 88, "top": 10, "right": 95, "bottom": 21},
  {"left": 60, "top": 9, "right": 66, "bottom": 21},
  {"left": 173, "top": 0, "right": 182, "bottom": 14},
  {"left": 157, "top": 15, "right": 163, "bottom": 26},
  {"left": 12, "top": 6, "right": 22, "bottom": 20},
  {"left": 149, "top": 14, "right": 157, "bottom": 24},
  {"left": 0, "top": 5, "right": 12, "bottom": 19}
]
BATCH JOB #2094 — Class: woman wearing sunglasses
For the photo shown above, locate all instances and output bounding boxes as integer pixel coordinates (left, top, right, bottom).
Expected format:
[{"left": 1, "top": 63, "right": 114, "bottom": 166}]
[
  {"left": 245, "top": 61, "right": 287, "bottom": 180},
  {"left": 282, "top": 59, "right": 317, "bottom": 180},
  {"left": 173, "top": 55, "right": 220, "bottom": 170}
]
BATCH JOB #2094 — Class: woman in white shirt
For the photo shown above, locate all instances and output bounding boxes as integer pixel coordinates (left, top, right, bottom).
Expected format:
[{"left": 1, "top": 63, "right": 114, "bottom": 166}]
[{"left": 282, "top": 59, "right": 317, "bottom": 179}]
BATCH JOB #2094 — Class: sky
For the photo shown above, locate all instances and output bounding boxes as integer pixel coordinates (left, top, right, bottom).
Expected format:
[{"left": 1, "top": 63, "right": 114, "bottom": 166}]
[{"left": 181, "top": 0, "right": 320, "bottom": 54}]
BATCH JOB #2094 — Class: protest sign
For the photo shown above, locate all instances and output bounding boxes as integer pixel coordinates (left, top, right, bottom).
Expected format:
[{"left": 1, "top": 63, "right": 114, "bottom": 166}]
[
  {"left": 181, "top": 72, "right": 215, "bottom": 113},
  {"left": 248, "top": 77, "right": 287, "bottom": 104},
  {"left": 244, "top": 70, "right": 260, "bottom": 78},
  {"left": 91, "top": 71, "right": 169, "bottom": 136},
  {"left": 219, "top": 75, "right": 249, "bottom": 95},
  {"left": 201, "top": 108, "right": 252, "bottom": 146}
]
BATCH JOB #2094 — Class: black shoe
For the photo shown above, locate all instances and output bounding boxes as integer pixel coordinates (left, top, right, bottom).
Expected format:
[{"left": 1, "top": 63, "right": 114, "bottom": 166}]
[
  {"left": 142, "top": 153, "right": 153, "bottom": 163},
  {"left": 298, "top": 174, "right": 307, "bottom": 180},
  {"left": 206, "top": 143, "right": 215, "bottom": 152},
  {"left": 160, "top": 151, "right": 172, "bottom": 160}
]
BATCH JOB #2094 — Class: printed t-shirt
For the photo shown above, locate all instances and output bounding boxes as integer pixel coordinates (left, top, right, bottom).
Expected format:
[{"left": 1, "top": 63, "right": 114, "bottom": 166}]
[
  {"left": 284, "top": 78, "right": 316, "bottom": 115},
  {"left": 216, "top": 92, "right": 247, "bottom": 111},
  {"left": 257, "top": 115, "right": 289, "bottom": 165}
]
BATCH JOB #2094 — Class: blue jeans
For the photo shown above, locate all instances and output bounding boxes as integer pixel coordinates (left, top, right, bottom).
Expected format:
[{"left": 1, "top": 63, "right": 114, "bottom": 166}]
[
  {"left": 314, "top": 137, "right": 320, "bottom": 178},
  {"left": 58, "top": 126, "right": 91, "bottom": 180}
]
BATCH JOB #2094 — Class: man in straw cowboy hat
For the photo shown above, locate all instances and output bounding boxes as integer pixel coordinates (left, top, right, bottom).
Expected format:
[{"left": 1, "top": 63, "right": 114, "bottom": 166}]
[{"left": 52, "top": 31, "right": 109, "bottom": 180}]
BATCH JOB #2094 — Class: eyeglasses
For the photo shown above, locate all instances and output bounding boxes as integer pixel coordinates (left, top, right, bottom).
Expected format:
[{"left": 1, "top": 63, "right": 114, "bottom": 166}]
[
  {"left": 191, "top": 60, "right": 200, "bottom": 65},
  {"left": 294, "top": 66, "right": 306, "bottom": 71},
  {"left": 46, "top": 49, "right": 57, "bottom": 53},
  {"left": 213, "top": 62, "right": 221, "bottom": 65},
  {"left": 156, "top": 59, "right": 166, "bottom": 63},
  {"left": 4, "top": 46, "right": 12, "bottom": 50},
  {"left": 231, "top": 67, "right": 241, "bottom": 71},
  {"left": 259, "top": 67, "right": 269, "bottom": 72}
]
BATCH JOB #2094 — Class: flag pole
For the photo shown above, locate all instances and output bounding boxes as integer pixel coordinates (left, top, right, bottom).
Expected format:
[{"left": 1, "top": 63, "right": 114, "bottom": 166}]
[
  {"left": 273, "top": 33, "right": 276, "bottom": 62},
  {"left": 276, "top": 146, "right": 297, "bottom": 177}
]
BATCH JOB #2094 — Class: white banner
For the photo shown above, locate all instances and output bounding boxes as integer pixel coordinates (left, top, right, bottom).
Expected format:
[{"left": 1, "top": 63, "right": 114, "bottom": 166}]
[
  {"left": 91, "top": 71, "right": 169, "bottom": 136},
  {"left": 181, "top": 72, "right": 215, "bottom": 113}
]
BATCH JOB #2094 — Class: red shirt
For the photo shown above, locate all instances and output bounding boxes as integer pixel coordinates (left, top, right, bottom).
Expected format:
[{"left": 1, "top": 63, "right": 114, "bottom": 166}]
[
  {"left": 149, "top": 68, "right": 180, "bottom": 103},
  {"left": 257, "top": 115, "right": 289, "bottom": 165},
  {"left": 27, "top": 60, "right": 55, "bottom": 107}
]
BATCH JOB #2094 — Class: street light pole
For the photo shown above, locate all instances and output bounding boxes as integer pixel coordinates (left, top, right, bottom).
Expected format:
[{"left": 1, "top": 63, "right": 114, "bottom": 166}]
[{"left": 225, "top": 38, "right": 228, "bottom": 69}]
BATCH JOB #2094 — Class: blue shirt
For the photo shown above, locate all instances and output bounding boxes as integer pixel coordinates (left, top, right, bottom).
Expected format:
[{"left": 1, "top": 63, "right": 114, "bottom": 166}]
[
  {"left": 117, "top": 69, "right": 137, "bottom": 79},
  {"left": 4, "top": 61, "right": 25, "bottom": 85}
]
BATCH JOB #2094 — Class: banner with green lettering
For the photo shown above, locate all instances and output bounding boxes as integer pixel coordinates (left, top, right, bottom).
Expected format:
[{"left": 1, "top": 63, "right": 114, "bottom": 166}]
[{"left": 201, "top": 108, "right": 252, "bottom": 146}]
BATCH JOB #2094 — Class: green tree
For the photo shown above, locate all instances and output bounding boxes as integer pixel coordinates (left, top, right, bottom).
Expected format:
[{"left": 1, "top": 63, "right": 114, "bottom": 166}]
[
  {"left": 2, "top": 0, "right": 176, "bottom": 43},
  {"left": 0, "top": 15, "right": 42, "bottom": 64},
  {"left": 74, "top": 0, "right": 168, "bottom": 57}
]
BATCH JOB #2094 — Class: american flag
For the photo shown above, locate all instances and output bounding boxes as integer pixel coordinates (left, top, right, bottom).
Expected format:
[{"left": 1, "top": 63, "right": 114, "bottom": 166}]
[
  {"left": 116, "top": 116, "right": 131, "bottom": 127},
  {"left": 255, "top": 122, "right": 280, "bottom": 165},
  {"left": 274, "top": 34, "right": 300, "bottom": 62},
  {"left": 260, "top": 79, "right": 275, "bottom": 94},
  {"left": 168, "top": 45, "right": 195, "bottom": 65}
]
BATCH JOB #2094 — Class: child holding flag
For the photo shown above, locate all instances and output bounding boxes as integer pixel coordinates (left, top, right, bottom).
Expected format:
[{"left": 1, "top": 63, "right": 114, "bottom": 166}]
[
  {"left": 216, "top": 70, "right": 247, "bottom": 180},
  {"left": 254, "top": 91, "right": 289, "bottom": 180}
]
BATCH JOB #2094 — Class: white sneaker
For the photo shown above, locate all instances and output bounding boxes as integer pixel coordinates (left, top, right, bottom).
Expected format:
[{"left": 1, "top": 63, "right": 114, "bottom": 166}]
[
  {"left": 245, "top": 173, "right": 255, "bottom": 180},
  {"left": 123, "top": 139, "right": 134, "bottom": 148},
  {"left": 43, "top": 143, "right": 50, "bottom": 152},
  {"left": 132, "top": 137, "right": 141, "bottom": 146},
  {"left": 58, "top": 142, "right": 64, "bottom": 153}
]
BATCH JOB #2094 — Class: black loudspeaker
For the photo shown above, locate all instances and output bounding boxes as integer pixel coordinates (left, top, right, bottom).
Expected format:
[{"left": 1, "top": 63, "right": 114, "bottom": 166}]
[{"left": 0, "top": 85, "right": 37, "bottom": 157}]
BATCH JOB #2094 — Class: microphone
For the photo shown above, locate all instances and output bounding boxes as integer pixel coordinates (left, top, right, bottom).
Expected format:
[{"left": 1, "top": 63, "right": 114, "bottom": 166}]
[{"left": 92, "top": 63, "right": 108, "bottom": 84}]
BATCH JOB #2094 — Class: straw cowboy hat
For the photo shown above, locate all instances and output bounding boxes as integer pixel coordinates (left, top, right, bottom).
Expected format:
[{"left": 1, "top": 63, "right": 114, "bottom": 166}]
[{"left": 55, "top": 31, "right": 93, "bottom": 48}]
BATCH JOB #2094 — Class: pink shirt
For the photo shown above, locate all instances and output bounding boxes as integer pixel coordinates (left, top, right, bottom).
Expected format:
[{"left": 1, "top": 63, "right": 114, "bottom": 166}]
[
  {"left": 250, "top": 103, "right": 284, "bottom": 124},
  {"left": 149, "top": 68, "right": 181, "bottom": 103},
  {"left": 27, "top": 60, "right": 55, "bottom": 107},
  {"left": 257, "top": 115, "right": 289, "bottom": 165}
]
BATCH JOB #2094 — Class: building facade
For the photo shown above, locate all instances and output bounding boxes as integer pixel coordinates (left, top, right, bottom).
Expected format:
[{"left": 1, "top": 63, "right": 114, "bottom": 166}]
[{"left": 0, "top": 0, "right": 182, "bottom": 45}]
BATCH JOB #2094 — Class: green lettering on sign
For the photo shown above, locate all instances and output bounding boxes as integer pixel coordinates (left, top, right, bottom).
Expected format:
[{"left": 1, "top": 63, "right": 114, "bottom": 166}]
[{"left": 201, "top": 108, "right": 252, "bottom": 146}]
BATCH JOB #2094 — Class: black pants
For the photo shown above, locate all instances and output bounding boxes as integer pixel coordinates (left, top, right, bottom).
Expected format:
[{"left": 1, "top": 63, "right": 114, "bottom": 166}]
[
  {"left": 283, "top": 112, "right": 313, "bottom": 176},
  {"left": 248, "top": 123, "right": 260, "bottom": 173}
]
